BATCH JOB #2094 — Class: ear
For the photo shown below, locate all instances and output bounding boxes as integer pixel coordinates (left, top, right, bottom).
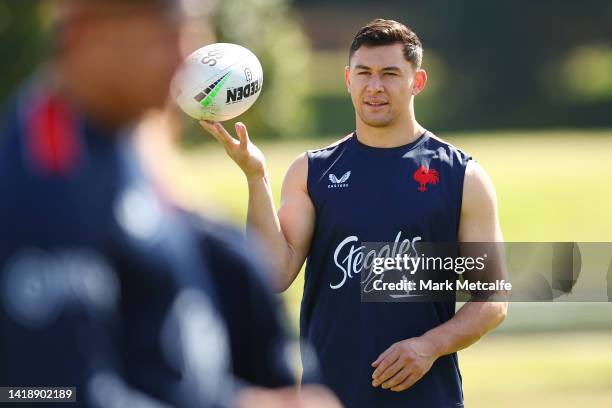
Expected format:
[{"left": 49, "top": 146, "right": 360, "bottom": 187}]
[
  {"left": 344, "top": 65, "right": 351, "bottom": 92},
  {"left": 412, "top": 69, "right": 427, "bottom": 95},
  {"left": 55, "top": 10, "right": 84, "bottom": 51}
]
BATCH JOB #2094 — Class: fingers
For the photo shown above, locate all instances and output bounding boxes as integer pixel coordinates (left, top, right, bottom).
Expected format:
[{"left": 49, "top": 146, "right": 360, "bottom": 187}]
[
  {"left": 390, "top": 373, "right": 419, "bottom": 392},
  {"left": 372, "top": 346, "right": 394, "bottom": 368},
  {"left": 199, "top": 120, "right": 238, "bottom": 149},
  {"left": 381, "top": 367, "right": 411, "bottom": 390},
  {"left": 234, "top": 122, "right": 250, "bottom": 147},
  {"left": 372, "top": 358, "right": 403, "bottom": 387},
  {"left": 372, "top": 346, "right": 398, "bottom": 375}
]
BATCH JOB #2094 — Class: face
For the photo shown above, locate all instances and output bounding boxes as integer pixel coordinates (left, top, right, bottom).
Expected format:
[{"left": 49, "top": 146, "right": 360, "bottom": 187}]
[
  {"left": 70, "top": 7, "right": 183, "bottom": 122},
  {"left": 345, "top": 43, "right": 426, "bottom": 128}
]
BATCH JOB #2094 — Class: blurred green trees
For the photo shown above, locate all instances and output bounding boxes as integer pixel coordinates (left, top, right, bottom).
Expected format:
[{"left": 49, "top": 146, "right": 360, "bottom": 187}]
[
  {"left": 0, "top": 0, "right": 314, "bottom": 141},
  {"left": 294, "top": 0, "right": 612, "bottom": 134},
  {"left": 213, "top": 0, "right": 313, "bottom": 139},
  {"left": 178, "top": 0, "right": 315, "bottom": 143},
  {"left": 0, "top": 1, "right": 48, "bottom": 108},
  {"left": 1, "top": 0, "right": 611, "bottom": 137}
]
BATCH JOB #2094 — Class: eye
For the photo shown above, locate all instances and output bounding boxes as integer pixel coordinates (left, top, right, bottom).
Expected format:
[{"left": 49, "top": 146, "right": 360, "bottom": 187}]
[
  {"left": 384, "top": 72, "right": 399, "bottom": 76},
  {"left": 357, "top": 71, "right": 370, "bottom": 75}
]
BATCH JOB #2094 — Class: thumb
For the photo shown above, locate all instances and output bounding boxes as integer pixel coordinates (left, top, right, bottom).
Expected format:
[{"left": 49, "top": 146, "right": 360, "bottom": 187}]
[{"left": 234, "top": 122, "right": 249, "bottom": 148}]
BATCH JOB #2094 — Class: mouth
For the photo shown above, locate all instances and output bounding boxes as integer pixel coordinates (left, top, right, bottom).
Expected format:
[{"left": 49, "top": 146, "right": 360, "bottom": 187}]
[{"left": 364, "top": 101, "right": 388, "bottom": 107}]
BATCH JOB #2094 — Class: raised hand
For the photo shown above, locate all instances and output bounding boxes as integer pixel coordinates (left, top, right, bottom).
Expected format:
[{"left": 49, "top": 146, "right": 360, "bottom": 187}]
[{"left": 200, "top": 121, "right": 267, "bottom": 179}]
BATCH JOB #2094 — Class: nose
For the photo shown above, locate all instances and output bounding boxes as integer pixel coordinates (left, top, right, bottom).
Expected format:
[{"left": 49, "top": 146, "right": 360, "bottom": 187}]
[{"left": 366, "top": 74, "right": 384, "bottom": 93}]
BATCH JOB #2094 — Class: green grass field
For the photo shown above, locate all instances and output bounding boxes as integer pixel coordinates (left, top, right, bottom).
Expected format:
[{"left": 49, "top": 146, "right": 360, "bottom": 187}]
[
  {"left": 173, "top": 129, "right": 612, "bottom": 241},
  {"left": 165, "top": 129, "right": 612, "bottom": 407},
  {"left": 461, "top": 332, "right": 612, "bottom": 407}
]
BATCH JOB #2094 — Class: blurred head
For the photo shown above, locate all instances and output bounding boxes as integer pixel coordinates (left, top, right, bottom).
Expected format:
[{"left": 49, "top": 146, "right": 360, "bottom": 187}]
[
  {"left": 53, "top": 0, "right": 184, "bottom": 126},
  {"left": 345, "top": 19, "right": 426, "bottom": 128}
]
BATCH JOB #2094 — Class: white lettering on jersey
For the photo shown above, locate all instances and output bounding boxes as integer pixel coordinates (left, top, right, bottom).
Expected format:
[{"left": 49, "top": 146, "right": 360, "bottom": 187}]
[{"left": 330, "top": 231, "right": 422, "bottom": 290}]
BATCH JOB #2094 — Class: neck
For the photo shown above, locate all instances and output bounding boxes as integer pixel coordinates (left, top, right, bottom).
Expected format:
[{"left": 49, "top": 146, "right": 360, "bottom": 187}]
[{"left": 354, "top": 105, "right": 425, "bottom": 148}]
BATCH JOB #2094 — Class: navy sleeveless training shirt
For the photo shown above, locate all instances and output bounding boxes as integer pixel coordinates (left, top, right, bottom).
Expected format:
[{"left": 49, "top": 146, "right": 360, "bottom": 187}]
[{"left": 302, "top": 131, "right": 471, "bottom": 407}]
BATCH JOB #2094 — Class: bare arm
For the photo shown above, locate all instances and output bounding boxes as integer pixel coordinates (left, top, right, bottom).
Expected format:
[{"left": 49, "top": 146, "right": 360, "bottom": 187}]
[
  {"left": 275, "top": 154, "right": 315, "bottom": 290},
  {"left": 372, "top": 160, "right": 508, "bottom": 392},
  {"left": 200, "top": 121, "right": 314, "bottom": 292},
  {"left": 420, "top": 160, "right": 507, "bottom": 356},
  {"left": 245, "top": 154, "right": 314, "bottom": 291}
]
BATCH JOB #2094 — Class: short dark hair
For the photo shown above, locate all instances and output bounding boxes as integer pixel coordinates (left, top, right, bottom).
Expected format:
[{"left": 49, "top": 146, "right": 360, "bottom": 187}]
[{"left": 349, "top": 19, "right": 423, "bottom": 68}]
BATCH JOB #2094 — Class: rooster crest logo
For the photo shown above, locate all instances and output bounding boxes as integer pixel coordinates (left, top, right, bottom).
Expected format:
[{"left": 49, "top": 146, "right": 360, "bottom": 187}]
[
  {"left": 413, "top": 165, "right": 439, "bottom": 192},
  {"left": 328, "top": 171, "right": 351, "bottom": 188}
]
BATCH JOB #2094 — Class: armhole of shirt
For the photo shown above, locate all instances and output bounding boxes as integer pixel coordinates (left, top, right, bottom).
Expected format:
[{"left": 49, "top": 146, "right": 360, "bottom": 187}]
[
  {"left": 305, "top": 150, "right": 316, "bottom": 206},
  {"left": 456, "top": 154, "right": 473, "bottom": 237}
]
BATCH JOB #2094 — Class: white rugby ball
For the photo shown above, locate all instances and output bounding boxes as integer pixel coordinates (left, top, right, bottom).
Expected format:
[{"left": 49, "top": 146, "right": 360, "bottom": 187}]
[{"left": 172, "top": 43, "right": 263, "bottom": 121}]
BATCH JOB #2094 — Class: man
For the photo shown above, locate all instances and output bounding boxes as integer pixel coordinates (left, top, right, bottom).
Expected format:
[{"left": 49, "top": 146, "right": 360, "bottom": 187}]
[
  {"left": 0, "top": 1, "right": 340, "bottom": 407},
  {"left": 201, "top": 18, "right": 508, "bottom": 407}
]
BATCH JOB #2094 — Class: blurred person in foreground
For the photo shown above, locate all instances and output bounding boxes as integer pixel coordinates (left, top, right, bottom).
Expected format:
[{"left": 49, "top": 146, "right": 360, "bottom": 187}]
[
  {"left": 202, "top": 19, "right": 508, "bottom": 407},
  {"left": 0, "top": 0, "right": 339, "bottom": 407}
]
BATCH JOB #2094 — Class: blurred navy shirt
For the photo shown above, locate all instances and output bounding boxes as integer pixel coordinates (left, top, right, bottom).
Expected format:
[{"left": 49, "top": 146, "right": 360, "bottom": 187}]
[{"left": 0, "top": 79, "right": 294, "bottom": 407}]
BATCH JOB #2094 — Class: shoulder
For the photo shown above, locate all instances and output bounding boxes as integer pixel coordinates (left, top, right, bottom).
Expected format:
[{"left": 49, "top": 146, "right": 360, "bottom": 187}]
[
  {"left": 283, "top": 153, "right": 309, "bottom": 196},
  {"left": 464, "top": 161, "right": 496, "bottom": 200},
  {"left": 1, "top": 83, "right": 89, "bottom": 180},
  {"left": 283, "top": 133, "right": 353, "bottom": 192},
  {"left": 306, "top": 133, "right": 354, "bottom": 158},
  {"left": 423, "top": 131, "right": 472, "bottom": 167},
  {"left": 459, "top": 160, "right": 503, "bottom": 241},
  {"left": 297, "top": 133, "right": 354, "bottom": 189},
  {"left": 190, "top": 214, "right": 273, "bottom": 288},
  {"left": 192, "top": 215, "right": 254, "bottom": 264},
  {"left": 461, "top": 160, "right": 498, "bottom": 216}
]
